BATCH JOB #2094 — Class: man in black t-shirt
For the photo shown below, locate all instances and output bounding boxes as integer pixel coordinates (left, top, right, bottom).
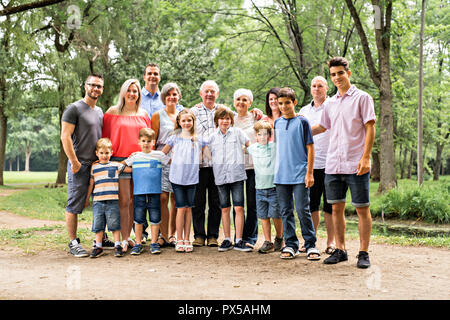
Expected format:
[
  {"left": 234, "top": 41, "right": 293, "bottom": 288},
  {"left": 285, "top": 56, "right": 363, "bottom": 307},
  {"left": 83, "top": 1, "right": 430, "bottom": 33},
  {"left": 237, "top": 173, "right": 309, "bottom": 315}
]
[{"left": 61, "top": 74, "right": 104, "bottom": 257}]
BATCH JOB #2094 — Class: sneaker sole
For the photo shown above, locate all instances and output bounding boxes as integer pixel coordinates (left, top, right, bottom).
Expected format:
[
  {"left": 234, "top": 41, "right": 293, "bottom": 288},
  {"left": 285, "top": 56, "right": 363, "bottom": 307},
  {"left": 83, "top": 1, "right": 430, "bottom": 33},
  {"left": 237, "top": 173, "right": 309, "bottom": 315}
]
[
  {"left": 90, "top": 252, "right": 104, "bottom": 258},
  {"left": 234, "top": 248, "right": 252, "bottom": 252},
  {"left": 218, "top": 246, "right": 234, "bottom": 252}
]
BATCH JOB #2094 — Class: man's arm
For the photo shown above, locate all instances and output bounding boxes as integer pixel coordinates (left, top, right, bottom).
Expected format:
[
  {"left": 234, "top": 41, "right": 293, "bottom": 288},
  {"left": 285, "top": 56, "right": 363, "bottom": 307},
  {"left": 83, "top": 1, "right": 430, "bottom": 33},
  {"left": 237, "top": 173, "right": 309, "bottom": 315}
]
[
  {"left": 61, "top": 121, "right": 81, "bottom": 173},
  {"left": 305, "top": 143, "right": 315, "bottom": 188},
  {"left": 311, "top": 124, "right": 326, "bottom": 136},
  {"left": 356, "top": 120, "right": 376, "bottom": 176}
]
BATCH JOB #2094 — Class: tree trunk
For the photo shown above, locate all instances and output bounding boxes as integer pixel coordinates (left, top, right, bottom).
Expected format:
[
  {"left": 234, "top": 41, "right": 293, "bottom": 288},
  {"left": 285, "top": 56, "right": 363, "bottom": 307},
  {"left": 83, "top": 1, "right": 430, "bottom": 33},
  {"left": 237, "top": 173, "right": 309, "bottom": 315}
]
[
  {"left": 377, "top": 77, "right": 396, "bottom": 192},
  {"left": 400, "top": 147, "right": 408, "bottom": 179},
  {"left": 56, "top": 94, "right": 67, "bottom": 184},
  {"left": 24, "top": 147, "right": 32, "bottom": 172},
  {"left": 371, "top": 151, "right": 380, "bottom": 182},
  {"left": 407, "top": 150, "right": 415, "bottom": 179},
  {"left": 433, "top": 141, "right": 443, "bottom": 181}
]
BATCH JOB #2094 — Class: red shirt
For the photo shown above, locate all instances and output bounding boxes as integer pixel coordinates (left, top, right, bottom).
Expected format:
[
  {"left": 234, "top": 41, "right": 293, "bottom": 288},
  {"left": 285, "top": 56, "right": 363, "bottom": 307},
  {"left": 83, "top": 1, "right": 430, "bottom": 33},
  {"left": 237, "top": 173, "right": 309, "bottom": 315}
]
[{"left": 102, "top": 113, "right": 151, "bottom": 158}]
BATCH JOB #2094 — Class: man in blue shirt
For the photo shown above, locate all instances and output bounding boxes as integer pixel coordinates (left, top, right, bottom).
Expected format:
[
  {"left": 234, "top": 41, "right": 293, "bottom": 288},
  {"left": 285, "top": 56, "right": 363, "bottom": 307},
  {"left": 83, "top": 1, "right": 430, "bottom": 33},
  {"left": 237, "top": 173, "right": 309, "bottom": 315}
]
[{"left": 141, "top": 63, "right": 183, "bottom": 117}]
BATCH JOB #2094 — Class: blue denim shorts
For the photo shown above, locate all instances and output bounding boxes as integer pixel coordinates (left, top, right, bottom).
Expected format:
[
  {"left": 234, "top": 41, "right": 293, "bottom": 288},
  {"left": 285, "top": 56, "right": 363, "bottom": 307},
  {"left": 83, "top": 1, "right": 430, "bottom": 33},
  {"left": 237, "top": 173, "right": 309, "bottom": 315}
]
[
  {"left": 92, "top": 200, "right": 121, "bottom": 233},
  {"left": 217, "top": 181, "right": 245, "bottom": 208},
  {"left": 134, "top": 194, "right": 161, "bottom": 225},
  {"left": 325, "top": 173, "right": 370, "bottom": 208},
  {"left": 256, "top": 187, "right": 281, "bottom": 219},
  {"left": 66, "top": 161, "right": 91, "bottom": 214},
  {"left": 171, "top": 183, "right": 196, "bottom": 208}
]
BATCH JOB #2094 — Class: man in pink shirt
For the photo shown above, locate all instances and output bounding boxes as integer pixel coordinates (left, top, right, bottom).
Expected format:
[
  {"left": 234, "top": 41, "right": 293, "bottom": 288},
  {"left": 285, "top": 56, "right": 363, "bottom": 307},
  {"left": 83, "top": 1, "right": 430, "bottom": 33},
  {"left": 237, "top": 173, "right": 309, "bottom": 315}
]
[{"left": 312, "top": 57, "right": 376, "bottom": 268}]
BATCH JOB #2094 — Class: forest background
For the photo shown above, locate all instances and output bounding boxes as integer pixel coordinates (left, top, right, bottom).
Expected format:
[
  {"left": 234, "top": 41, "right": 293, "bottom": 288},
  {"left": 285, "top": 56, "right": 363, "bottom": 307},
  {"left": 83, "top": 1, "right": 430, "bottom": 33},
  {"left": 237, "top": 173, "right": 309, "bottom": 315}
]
[{"left": 0, "top": 0, "right": 448, "bottom": 195}]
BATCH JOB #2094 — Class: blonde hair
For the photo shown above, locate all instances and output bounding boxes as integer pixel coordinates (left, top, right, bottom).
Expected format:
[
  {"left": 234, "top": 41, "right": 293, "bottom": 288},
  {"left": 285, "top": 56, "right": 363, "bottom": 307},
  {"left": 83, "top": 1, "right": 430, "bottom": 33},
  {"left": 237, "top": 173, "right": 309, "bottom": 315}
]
[
  {"left": 96, "top": 138, "right": 113, "bottom": 151},
  {"left": 116, "top": 79, "right": 142, "bottom": 112},
  {"left": 254, "top": 120, "right": 273, "bottom": 138},
  {"left": 174, "top": 109, "right": 196, "bottom": 137},
  {"left": 139, "top": 127, "right": 155, "bottom": 140}
]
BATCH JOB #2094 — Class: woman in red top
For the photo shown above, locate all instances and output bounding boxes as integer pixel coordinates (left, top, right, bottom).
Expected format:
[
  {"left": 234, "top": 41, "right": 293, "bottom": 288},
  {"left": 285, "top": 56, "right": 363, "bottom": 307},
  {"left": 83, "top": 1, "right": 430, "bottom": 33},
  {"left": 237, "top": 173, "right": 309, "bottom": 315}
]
[{"left": 102, "top": 78, "right": 151, "bottom": 252}]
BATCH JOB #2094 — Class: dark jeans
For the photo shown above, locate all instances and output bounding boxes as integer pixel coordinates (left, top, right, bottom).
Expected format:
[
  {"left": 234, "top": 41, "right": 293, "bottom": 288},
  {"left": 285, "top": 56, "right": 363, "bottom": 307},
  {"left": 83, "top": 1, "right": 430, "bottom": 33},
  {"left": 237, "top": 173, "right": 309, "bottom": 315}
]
[
  {"left": 233, "top": 169, "right": 258, "bottom": 245},
  {"left": 192, "top": 167, "right": 222, "bottom": 240}
]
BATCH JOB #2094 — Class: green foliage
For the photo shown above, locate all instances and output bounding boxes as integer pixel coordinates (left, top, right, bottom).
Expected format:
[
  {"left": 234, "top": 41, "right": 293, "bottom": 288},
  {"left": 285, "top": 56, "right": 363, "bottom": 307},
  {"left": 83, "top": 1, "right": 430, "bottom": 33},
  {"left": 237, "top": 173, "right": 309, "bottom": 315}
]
[{"left": 377, "top": 179, "right": 450, "bottom": 223}]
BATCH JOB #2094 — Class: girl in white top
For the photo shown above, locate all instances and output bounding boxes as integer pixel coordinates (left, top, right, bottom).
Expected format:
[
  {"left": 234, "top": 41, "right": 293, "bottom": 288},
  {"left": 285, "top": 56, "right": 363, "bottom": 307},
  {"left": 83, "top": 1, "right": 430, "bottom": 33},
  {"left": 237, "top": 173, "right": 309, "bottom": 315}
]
[{"left": 162, "top": 110, "right": 207, "bottom": 252}]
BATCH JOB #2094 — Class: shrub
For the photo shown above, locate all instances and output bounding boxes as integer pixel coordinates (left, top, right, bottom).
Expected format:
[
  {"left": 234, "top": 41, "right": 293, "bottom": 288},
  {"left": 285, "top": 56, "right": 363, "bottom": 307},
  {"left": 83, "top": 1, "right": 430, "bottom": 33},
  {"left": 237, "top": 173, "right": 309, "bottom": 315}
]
[{"left": 380, "top": 183, "right": 449, "bottom": 224}]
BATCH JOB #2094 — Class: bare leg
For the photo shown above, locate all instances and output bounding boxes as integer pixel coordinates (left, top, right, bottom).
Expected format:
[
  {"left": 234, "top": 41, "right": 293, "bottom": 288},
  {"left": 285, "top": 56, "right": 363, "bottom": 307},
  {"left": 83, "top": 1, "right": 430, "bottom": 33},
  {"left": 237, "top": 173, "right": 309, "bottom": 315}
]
[
  {"left": 65, "top": 212, "right": 78, "bottom": 241},
  {"left": 355, "top": 206, "right": 372, "bottom": 252},
  {"left": 176, "top": 208, "right": 186, "bottom": 241},
  {"left": 222, "top": 207, "right": 231, "bottom": 238},
  {"left": 261, "top": 218, "right": 271, "bottom": 242},
  {"left": 234, "top": 206, "right": 245, "bottom": 239},
  {"left": 168, "top": 193, "right": 177, "bottom": 240},
  {"left": 311, "top": 210, "right": 320, "bottom": 235},
  {"left": 272, "top": 218, "right": 283, "bottom": 239},
  {"left": 95, "top": 231, "right": 104, "bottom": 246},
  {"left": 118, "top": 179, "right": 133, "bottom": 250},
  {"left": 159, "top": 192, "right": 170, "bottom": 244},
  {"left": 332, "top": 202, "right": 346, "bottom": 251},
  {"left": 323, "top": 212, "right": 335, "bottom": 247}
]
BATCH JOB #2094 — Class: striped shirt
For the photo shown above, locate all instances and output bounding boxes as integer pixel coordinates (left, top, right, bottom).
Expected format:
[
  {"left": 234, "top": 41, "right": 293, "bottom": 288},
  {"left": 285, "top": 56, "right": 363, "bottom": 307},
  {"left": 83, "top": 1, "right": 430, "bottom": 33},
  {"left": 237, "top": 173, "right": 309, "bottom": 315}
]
[{"left": 91, "top": 162, "right": 125, "bottom": 201}]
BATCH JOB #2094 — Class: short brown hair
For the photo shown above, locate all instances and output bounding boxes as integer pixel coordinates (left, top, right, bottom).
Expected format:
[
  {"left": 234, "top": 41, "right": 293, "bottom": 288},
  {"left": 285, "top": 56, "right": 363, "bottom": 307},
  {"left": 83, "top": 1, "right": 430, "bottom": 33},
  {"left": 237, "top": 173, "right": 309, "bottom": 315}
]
[
  {"left": 327, "top": 56, "right": 349, "bottom": 71},
  {"left": 96, "top": 138, "right": 112, "bottom": 151},
  {"left": 144, "top": 63, "right": 160, "bottom": 73},
  {"left": 254, "top": 120, "right": 272, "bottom": 138},
  {"left": 214, "top": 106, "right": 235, "bottom": 128},
  {"left": 139, "top": 128, "right": 155, "bottom": 140},
  {"left": 277, "top": 87, "right": 296, "bottom": 102}
]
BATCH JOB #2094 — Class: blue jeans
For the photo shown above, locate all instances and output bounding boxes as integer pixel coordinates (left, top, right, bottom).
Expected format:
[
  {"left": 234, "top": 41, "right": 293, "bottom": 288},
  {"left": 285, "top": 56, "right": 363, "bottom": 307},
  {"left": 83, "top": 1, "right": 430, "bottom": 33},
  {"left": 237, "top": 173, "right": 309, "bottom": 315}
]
[
  {"left": 275, "top": 184, "right": 316, "bottom": 251},
  {"left": 134, "top": 194, "right": 161, "bottom": 225},
  {"left": 256, "top": 187, "right": 281, "bottom": 219},
  {"left": 171, "top": 183, "right": 196, "bottom": 208},
  {"left": 92, "top": 200, "right": 121, "bottom": 233},
  {"left": 217, "top": 180, "right": 245, "bottom": 208}
]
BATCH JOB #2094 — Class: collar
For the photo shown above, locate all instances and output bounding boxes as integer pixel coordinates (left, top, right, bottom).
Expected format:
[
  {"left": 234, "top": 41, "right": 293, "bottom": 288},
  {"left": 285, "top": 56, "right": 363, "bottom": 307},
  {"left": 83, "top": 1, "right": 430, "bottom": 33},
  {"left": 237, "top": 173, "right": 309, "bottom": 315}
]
[
  {"left": 216, "top": 127, "right": 232, "bottom": 136},
  {"left": 202, "top": 103, "right": 218, "bottom": 112},
  {"left": 336, "top": 85, "right": 356, "bottom": 98},
  {"left": 142, "top": 87, "right": 160, "bottom": 98},
  {"left": 310, "top": 98, "right": 328, "bottom": 110}
]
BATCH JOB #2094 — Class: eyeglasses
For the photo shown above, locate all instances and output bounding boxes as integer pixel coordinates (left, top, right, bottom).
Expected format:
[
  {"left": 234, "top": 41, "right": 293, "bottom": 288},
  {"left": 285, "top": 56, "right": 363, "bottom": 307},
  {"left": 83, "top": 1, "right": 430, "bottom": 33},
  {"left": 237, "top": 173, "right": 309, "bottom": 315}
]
[{"left": 86, "top": 83, "right": 104, "bottom": 89}]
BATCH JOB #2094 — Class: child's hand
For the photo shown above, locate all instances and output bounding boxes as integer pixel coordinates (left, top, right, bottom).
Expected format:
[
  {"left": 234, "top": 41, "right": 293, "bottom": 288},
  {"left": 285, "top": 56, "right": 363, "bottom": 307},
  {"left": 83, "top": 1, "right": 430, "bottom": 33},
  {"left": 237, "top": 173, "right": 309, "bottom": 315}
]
[
  {"left": 305, "top": 173, "right": 314, "bottom": 188},
  {"left": 84, "top": 199, "right": 90, "bottom": 208}
]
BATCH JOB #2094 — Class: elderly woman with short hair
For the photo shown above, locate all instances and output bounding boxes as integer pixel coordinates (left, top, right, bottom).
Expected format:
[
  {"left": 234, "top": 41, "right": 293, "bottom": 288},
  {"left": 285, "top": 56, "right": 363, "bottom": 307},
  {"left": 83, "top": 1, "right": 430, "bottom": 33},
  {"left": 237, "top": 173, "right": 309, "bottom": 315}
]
[{"left": 233, "top": 88, "right": 259, "bottom": 250}]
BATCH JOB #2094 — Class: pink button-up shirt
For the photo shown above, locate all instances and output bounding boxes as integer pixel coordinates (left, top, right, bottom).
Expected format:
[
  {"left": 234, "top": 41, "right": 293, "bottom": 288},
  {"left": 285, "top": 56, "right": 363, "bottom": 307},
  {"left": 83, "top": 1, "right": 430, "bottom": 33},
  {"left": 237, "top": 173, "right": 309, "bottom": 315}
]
[{"left": 320, "top": 85, "right": 376, "bottom": 174}]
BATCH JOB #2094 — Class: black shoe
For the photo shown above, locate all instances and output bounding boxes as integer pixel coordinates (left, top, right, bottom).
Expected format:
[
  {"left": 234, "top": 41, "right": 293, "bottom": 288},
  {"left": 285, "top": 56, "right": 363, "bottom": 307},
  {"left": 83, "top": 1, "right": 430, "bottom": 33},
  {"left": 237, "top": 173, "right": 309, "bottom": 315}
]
[
  {"left": 356, "top": 251, "right": 371, "bottom": 269},
  {"left": 323, "top": 248, "right": 348, "bottom": 264},
  {"left": 114, "top": 245, "right": 123, "bottom": 257},
  {"left": 90, "top": 247, "right": 104, "bottom": 258},
  {"left": 102, "top": 234, "right": 115, "bottom": 250}
]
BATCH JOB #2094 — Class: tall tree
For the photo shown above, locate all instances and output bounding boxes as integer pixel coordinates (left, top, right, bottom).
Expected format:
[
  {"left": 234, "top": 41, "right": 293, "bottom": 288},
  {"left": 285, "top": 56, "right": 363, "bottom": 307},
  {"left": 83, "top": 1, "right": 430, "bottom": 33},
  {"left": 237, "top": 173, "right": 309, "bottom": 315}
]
[{"left": 344, "top": 0, "right": 396, "bottom": 192}]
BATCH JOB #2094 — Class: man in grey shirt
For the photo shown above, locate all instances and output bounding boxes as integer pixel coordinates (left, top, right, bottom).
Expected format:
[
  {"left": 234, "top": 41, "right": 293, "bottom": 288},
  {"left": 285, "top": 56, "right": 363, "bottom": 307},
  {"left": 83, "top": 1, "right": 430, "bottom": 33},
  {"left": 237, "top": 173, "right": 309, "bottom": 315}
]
[{"left": 61, "top": 74, "right": 104, "bottom": 257}]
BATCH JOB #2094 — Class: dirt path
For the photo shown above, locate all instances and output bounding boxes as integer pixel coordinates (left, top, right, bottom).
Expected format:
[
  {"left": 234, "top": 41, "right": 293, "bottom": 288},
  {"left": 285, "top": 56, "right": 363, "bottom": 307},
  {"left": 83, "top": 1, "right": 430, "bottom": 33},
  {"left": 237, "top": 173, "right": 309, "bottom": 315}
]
[
  {"left": 0, "top": 215, "right": 449, "bottom": 300},
  {"left": 0, "top": 189, "right": 449, "bottom": 300}
]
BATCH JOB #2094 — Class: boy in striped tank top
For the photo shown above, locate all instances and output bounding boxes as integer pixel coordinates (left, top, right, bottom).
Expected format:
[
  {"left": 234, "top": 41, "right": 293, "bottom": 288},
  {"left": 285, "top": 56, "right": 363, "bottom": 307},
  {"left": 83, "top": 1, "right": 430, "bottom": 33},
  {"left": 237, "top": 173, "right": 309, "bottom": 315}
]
[{"left": 85, "top": 138, "right": 131, "bottom": 258}]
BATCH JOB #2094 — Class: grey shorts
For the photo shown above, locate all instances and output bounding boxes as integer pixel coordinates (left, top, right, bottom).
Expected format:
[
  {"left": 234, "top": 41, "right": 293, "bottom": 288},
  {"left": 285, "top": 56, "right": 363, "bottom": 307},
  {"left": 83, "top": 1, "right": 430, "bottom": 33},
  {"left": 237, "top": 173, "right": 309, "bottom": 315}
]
[
  {"left": 66, "top": 161, "right": 91, "bottom": 214},
  {"left": 161, "top": 164, "right": 173, "bottom": 193}
]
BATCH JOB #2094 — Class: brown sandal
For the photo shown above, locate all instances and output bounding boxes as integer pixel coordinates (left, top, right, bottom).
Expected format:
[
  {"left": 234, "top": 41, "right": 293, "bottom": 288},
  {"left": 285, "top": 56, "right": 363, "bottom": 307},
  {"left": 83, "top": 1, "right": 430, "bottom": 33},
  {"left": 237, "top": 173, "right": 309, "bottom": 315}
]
[{"left": 325, "top": 245, "right": 336, "bottom": 255}]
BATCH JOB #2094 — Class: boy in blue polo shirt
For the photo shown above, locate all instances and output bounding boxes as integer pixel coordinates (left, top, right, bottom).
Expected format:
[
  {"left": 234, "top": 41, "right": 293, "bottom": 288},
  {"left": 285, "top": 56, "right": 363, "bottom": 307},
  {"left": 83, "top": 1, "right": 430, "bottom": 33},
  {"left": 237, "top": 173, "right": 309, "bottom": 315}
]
[
  {"left": 123, "top": 128, "right": 169, "bottom": 255},
  {"left": 274, "top": 87, "right": 320, "bottom": 261}
]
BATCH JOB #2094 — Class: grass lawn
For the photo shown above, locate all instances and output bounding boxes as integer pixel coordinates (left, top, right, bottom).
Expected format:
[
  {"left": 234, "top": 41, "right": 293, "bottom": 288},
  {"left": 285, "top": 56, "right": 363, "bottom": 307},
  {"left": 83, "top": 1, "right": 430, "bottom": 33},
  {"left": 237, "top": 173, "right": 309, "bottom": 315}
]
[
  {"left": 0, "top": 172, "right": 448, "bottom": 252},
  {"left": 3, "top": 171, "right": 59, "bottom": 185}
]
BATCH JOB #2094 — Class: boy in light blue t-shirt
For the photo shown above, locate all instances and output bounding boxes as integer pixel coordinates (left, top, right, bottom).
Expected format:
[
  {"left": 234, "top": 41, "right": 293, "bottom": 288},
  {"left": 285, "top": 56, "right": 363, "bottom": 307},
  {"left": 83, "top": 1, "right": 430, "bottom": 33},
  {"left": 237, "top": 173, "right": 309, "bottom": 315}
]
[
  {"left": 123, "top": 128, "right": 169, "bottom": 255},
  {"left": 274, "top": 87, "right": 320, "bottom": 261},
  {"left": 247, "top": 120, "right": 284, "bottom": 254}
]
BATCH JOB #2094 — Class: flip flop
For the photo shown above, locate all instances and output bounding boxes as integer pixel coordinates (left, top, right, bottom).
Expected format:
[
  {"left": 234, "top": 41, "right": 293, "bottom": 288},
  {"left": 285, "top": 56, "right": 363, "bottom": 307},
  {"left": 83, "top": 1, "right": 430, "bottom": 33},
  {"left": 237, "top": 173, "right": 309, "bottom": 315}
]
[
  {"left": 298, "top": 245, "right": 307, "bottom": 253},
  {"left": 325, "top": 245, "right": 336, "bottom": 255},
  {"left": 280, "top": 247, "right": 296, "bottom": 259},
  {"left": 175, "top": 240, "right": 185, "bottom": 253},
  {"left": 307, "top": 247, "right": 321, "bottom": 261}
]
